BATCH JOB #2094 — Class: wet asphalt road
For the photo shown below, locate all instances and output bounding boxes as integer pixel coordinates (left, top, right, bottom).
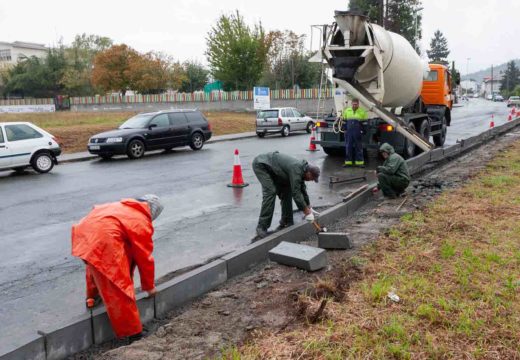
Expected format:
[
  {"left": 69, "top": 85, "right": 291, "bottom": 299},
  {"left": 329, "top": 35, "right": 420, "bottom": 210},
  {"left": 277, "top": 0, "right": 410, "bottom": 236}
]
[{"left": 0, "top": 99, "right": 512, "bottom": 349}]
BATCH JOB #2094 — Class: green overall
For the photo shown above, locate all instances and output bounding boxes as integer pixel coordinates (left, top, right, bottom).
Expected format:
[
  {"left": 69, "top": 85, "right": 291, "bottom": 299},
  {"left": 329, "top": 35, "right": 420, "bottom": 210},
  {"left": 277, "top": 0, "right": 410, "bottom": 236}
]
[
  {"left": 253, "top": 152, "right": 310, "bottom": 230},
  {"left": 377, "top": 143, "right": 410, "bottom": 198}
]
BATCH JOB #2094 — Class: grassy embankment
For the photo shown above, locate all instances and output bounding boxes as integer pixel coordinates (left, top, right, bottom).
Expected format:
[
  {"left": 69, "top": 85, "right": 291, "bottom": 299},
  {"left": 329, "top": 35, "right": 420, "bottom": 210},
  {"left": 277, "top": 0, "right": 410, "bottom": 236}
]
[
  {"left": 230, "top": 141, "right": 520, "bottom": 359},
  {"left": 0, "top": 111, "right": 255, "bottom": 153}
]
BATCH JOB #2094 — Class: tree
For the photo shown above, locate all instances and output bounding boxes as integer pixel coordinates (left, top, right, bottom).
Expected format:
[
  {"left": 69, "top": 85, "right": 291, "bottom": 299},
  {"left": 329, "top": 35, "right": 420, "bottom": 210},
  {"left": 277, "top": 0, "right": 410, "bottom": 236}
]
[
  {"left": 206, "top": 10, "right": 270, "bottom": 91},
  {"left": 62, "top": 34, "right": 113, "bottom": 96},
  {"left": 349, "top": 0, "right": 423, "bottom": 52},
  {"left": 92, "top": 44, "right": 139, "bottom": 95},
  {"left": 180, "top": 61, "right": 209, "bottom": 92},
  {"left": 127, "top": 51, "right": 170, "bottom": 94},
  {"left": 427, "top": 30, "right": 450, "bottom": 64},
  {"left": 500, "top": 60, "right": 520, "bottom": 95},
  {"left": 261, "top": 30, "right": 321, "bottom": 89},
  {"left": 3, "top": 47, "right": 66, "bottom": 98}
]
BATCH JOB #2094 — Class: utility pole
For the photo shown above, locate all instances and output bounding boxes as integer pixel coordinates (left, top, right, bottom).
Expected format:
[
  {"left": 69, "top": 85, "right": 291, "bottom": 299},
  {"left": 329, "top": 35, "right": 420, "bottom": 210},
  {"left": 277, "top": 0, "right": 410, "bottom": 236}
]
[
  {"left": 466, "top": 57, "right": 471, "bottom": 96},
  {"left": 491, "top": 64, "right": 494, "bottom": 99}
]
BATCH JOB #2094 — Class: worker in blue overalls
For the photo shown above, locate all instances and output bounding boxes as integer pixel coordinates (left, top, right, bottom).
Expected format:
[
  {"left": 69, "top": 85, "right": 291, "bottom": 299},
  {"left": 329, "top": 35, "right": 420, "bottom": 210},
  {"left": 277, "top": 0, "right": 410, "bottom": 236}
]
[{"left": 342, "top": 98, "right": 368, "bottom": 167}]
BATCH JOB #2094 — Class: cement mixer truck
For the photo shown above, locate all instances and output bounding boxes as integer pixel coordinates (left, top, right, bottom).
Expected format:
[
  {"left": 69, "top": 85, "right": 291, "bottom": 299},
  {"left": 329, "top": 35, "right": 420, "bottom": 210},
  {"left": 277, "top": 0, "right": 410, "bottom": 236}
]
[{"left": 312, "top": 11, "right": 454, "bottom": 158}]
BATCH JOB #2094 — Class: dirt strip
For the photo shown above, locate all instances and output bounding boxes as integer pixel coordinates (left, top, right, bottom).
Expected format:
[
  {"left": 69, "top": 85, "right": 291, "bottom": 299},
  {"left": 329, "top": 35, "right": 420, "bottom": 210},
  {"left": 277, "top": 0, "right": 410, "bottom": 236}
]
[{"left": 74, "top": 130, "right": 520, "bottom": 360}]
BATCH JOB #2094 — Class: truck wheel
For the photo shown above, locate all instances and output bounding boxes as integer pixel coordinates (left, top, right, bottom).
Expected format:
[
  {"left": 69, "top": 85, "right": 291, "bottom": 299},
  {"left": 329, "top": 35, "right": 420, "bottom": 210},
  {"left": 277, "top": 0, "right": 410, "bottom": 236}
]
[
  {"left": 403, "top": 122, "right": 417, "bottom": 159},
  {"left": 416, "top": 119, "right": 430, "bottom": 155},
  {"left": 281, "top": 125, "right": 290, "bottom": 137},
  {"left": 433, "top": 115, "right": 447, "bottom": 146}
]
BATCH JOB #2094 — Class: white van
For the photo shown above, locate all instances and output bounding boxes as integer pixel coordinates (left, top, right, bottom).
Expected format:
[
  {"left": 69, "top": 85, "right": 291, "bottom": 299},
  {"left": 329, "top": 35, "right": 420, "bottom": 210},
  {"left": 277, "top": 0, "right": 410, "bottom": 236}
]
[{"left": 0, "top": 122, "right": 61, "bottom": 173}]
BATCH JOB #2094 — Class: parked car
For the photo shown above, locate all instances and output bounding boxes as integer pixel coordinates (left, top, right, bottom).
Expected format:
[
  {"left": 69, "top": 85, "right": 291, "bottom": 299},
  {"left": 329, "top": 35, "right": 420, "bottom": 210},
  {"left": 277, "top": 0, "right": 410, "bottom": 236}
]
[
  {"left": 256, "top": 107, "right": 315, "bottom": 138},
  {"left": 494, "top": 94, "right": 504, "bottom": 102},
  {"left": 473, "top": 94, "right": 479, "bottom": 98},
  {"left": 486, "top": 94, "right": 493, "bottom": 100},
  {"left": 88, "top": 110, "right": 212, "bottom": 160},
  {"left": 507, "top": 96, "right": 520, "bottom": 107},
  {"left": 0, "top": 122, "right": 61, "bottom": 174}
]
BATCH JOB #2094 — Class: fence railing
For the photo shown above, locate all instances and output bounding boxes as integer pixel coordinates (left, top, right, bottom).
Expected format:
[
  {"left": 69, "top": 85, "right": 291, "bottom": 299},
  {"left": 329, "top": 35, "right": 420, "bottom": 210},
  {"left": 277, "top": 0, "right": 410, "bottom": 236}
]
[{"left": 0, "top": 88, "right": 335, "bottom": 107}]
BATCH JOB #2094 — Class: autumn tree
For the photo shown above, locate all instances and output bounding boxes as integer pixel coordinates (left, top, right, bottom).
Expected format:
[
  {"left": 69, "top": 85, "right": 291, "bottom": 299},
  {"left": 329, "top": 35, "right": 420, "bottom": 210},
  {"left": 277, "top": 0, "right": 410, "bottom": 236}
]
[
  {"left": 127, "top": 51, "right": 170, "bottom": 94},
  {"left": 92, "top": 44, "right": 139, "bottom": 95},
  {"left": 206, "top": 10, "right": 270, "bottom": 90},
  {"left": 427, "top": 30, "right": 450, "bottom": 64}
]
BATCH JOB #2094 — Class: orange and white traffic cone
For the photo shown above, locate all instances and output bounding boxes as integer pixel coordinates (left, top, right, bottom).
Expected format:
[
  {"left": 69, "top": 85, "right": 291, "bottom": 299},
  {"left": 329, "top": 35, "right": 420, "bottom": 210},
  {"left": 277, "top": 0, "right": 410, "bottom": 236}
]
[
  {"left": 227, "top": 149, "right": 249, "bottom": 188},
  {"left": 306, "top": 126, "right": 319, "bottom": 152},
  {"left": 490, "top": 114, "right": 495, "bottom": 128}
]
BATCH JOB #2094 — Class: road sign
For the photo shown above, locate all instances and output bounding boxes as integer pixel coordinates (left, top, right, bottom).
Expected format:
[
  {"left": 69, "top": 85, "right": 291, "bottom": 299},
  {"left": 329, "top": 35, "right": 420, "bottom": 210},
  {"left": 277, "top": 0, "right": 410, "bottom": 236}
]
[{"left": 254, "top": 87, "right": 270, "bottom": 110}]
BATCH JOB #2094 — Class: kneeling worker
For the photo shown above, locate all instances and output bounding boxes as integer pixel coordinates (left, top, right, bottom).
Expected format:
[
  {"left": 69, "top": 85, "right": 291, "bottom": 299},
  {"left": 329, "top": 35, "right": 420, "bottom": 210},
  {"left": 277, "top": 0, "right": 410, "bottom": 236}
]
[
  {"left": 253, "top": 151, "right": 320, "bottom": 239},
  {"left": 71, "top": 194, "right": 164, "bottom": 341},
  {"left": 375, "top": 143, "right": 410, "bottom": 198}
]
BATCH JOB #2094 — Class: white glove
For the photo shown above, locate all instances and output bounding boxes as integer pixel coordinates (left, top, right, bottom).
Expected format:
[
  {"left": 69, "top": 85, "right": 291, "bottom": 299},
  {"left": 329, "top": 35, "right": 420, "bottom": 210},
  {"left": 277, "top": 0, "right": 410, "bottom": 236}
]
[
  {"left": 304, "top": 212, "right": 315, "bottom": 222},
  {"left": 311, "top": 208, "right": 321, "bottom": 216}
]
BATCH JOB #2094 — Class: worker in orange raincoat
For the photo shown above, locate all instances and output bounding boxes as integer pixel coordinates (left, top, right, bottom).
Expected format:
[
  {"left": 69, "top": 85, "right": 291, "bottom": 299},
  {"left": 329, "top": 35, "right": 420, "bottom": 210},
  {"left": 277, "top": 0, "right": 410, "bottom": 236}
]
[{"left": 71, "top": 194, "right": 164, "bottom": 341}]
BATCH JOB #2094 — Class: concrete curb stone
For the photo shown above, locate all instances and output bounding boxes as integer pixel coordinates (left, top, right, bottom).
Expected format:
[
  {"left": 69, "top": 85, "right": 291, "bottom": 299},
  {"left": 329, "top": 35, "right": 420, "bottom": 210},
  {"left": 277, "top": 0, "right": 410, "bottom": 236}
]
[
  {"left": 155, "top": 260, "right": 227, "bottom": 318},
  {"left": 0, "top": 335, "right": 45, "bottom": 360},
  {"left": 429, "top": 148, "right": 444, "bottom": 162},
  {"left": 91, "top": 307, "right": 115, "bottom": 345},
  {"left": 136, "top": 293, "right": 155, "bottom": 324},
  {"left": 40, "top": 314, "right": 93, "bottom": 360},
  {"left": 268, "top": 242, "right": 328, "bottom": 271},
  {"left": 443, "top": 143, "right": 461, "bottom": 158}
]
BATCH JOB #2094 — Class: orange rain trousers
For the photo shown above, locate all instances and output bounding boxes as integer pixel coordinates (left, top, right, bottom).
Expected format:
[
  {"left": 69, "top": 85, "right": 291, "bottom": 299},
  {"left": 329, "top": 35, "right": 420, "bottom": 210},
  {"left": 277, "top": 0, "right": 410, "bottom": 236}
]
[{"left": 86, "top": 264, "right": 142, "bottom": 338}]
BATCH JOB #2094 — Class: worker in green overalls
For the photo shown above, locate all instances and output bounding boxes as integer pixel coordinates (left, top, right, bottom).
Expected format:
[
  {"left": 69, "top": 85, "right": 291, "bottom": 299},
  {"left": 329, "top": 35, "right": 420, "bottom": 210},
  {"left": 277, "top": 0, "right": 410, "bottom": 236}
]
[
  {"left": 342, "top": 98, "right": 369, "bottom": 167},
  {"left": 252, "top": 152, "right": 320, "bottom": 239},
  {"left": 375, "top": 143, "right": 410, "bottom": 198}
]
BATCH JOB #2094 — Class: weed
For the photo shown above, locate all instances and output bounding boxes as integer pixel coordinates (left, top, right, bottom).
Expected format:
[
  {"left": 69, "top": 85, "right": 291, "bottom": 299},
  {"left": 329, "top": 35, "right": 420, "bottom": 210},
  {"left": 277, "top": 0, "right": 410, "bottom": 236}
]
[{"left": 440, "top": 242, "right": 456, "bottom": 259}]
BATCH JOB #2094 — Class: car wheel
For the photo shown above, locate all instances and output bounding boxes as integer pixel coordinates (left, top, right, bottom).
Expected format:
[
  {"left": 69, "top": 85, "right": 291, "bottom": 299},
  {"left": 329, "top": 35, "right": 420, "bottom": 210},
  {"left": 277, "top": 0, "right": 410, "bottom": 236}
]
[
  {"left": 433, "top": 115, "right": 447, "bottom": 147},
  {"left": 256, "top": 132, "right": 266, "bottom": 138},
  {"left": 99, "top": 154, "right": 114, "bottom": 160},
  {"left": 189, "top": 132, "right": 204, "bottom": 150},
  {"left": 306, "top": 121, "right": 314, "bottom": 134},
  {"left": 31, "top": 151, "right": 54, "bottom": 173},
  {"left": 403, "top": 122, "right": 417, "bottom": 159},
  {"left": 281, "top": 125, "right": 290, "bottom": 137},
  {"left": 127, "top": 139, "right": 145, "bottom": 159}
]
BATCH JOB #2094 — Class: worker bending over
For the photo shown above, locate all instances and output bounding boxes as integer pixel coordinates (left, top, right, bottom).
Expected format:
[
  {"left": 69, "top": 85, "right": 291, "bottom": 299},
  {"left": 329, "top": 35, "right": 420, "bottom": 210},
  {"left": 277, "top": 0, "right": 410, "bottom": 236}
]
[
  {"left": 375, "top": 143, "right": 410, "bottom": 198},
  {"left": 71, "top": 194, "right": 164, "bottom": 342},
  {"left": 342, "top": 98, "right": 368, "bottom": 167},
  {"left": 253, "top": 151, "right": 320, "bottom": 239}
]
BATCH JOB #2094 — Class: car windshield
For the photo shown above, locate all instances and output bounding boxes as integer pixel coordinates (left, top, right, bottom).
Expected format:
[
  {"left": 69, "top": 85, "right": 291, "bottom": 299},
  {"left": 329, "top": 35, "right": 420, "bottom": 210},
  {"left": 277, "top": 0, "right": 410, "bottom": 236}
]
[
  {"left": 510, "top": 96, "right": 519, "bottom": 100},
  {"left": 258, "top": 110, "right": 279, "bottom": 118},
  {"left": 119, "top": 114, "right": 153, "bottom": 129}
]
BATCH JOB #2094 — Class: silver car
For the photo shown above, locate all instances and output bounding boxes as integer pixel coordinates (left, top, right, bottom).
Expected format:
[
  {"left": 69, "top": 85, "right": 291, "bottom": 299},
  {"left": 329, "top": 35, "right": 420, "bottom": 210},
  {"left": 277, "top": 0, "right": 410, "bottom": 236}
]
[{"left": 256, "top": 107, "right": 315, "bottom": 138}]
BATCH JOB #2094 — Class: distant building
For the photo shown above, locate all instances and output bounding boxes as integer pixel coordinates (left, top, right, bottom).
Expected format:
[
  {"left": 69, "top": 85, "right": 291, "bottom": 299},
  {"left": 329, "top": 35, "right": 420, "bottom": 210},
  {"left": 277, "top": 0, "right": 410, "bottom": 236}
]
[
  {"left": 0, "top": 41, "right": 48, "bottom": 66},
  {"left": 482, "top": 76, "right": 503, "bottom": 98},
  {"left": 460, "top": 79, "right": 478, "bottom": 94}
]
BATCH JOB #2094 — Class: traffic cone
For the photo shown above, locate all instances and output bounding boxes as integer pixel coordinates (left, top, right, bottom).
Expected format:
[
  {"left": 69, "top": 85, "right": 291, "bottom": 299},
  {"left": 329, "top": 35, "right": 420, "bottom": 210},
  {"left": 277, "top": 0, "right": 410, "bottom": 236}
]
[
  {"left": 306, "top": 126, "right": 319, "bottom": 152},
  {"left": 227, "top": 149, "right": 249, "bottom": 188},
  {"left": 489, "top": 114, "right": 495, "bottom": 128}
]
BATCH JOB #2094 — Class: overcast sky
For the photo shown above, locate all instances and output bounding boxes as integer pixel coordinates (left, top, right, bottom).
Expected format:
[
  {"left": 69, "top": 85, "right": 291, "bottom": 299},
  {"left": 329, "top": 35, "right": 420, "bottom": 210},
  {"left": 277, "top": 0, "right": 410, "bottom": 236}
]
[{"left": 0, "top": 0, "right": 518, "bottom": 76}]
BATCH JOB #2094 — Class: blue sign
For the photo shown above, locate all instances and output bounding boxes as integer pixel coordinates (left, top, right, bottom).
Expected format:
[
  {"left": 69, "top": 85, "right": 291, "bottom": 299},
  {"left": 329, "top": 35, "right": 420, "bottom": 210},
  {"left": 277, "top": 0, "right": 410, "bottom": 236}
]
[{"left": 254, "top": 87, "right": 269, "bottom": 96}]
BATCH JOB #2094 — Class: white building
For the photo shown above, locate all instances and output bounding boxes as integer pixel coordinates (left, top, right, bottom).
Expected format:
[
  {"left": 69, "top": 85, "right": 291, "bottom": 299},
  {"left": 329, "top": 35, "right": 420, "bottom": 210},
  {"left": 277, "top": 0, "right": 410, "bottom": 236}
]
[
  {"left": 0, "top": 41, "right": 48, "bottom": 65},
  {"left": 482, "top": 76, "right": 503, "bottom": 97},
  {"left": 460, "top": 79, "right": 478, "bottom": 94}
]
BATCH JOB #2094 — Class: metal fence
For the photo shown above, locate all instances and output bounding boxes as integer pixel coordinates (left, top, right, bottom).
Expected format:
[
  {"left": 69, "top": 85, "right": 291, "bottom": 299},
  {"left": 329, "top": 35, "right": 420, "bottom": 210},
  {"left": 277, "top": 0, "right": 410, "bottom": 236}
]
[{"left": 0, "top": 98, "right": 54, "bottom": 106}]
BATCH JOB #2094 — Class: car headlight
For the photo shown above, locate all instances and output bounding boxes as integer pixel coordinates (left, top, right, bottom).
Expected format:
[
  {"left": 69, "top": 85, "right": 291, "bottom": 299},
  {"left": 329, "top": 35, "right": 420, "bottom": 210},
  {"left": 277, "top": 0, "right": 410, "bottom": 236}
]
[{"left": 106, "top": 137, "right": 124, "bottom": 143}]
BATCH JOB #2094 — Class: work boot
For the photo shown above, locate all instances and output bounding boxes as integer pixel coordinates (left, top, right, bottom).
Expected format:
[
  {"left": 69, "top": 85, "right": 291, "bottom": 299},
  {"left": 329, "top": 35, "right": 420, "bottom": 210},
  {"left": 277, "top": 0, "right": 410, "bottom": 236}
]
[
  {"left": 343, "top": 161, "right": 353, "bottom": 168},
  {"left": 256, "top": 227, "right": 269, "bottom": 239}
]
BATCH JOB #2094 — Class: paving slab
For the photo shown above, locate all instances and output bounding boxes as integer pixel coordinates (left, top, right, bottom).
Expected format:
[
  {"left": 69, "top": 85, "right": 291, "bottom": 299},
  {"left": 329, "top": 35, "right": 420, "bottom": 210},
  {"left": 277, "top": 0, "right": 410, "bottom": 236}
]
[
  {"left": 155, "top": 260, "right": 227, "bottom": 317},
  {"left": 268, "top": 241, "right": 328, "bottom": 271},
  {"left": 41, "top": 313, "right": 93, "bottom": 360},
  {"left": 0, "top": 334, "right": 45, "bottom": 360},
  {"left": 318, "top": 232, "right": 352, "bottom": 249}
]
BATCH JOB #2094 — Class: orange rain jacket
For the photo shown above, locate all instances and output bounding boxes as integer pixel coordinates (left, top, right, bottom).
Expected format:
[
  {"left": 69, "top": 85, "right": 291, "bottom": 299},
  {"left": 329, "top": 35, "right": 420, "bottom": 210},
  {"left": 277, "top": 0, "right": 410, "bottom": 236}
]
[{"left": 71, "top": 199, "right": 156, "bottom": 298}]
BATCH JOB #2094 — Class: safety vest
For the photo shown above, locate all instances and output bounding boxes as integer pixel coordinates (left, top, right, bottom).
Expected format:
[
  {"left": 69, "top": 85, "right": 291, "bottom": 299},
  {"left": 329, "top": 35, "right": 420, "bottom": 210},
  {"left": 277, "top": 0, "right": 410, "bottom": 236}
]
[{"left": 342, "top": 107, "right": 368, "bottom": 121}]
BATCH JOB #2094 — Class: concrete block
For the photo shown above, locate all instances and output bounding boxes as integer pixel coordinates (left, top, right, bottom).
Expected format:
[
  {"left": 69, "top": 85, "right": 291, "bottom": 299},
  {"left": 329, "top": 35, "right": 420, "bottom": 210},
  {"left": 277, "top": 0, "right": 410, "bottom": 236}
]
[
  {"left": 136, "top": 293, "right": 155, "bottom": 324},
  {"left": 459, "top": 135, "right": 480, "bottom": 151},
  {"left": 41, "top": 313, "right": 93, "bottom": 360},
  {"left": 345, "top": 188, "right": 372, "bottom": 214},
  {"left": 318, "top": 232, "right": 352, "bottom": 249},
  {"left": 407, "top": 151, "right": 430, "bottom": 175},
  {"left": 318, "top": 202, "right": 349, "bottom": 225},
  {"left": 0, "top": 335, "right": 45, "bottom": 360},
  {"left": 429, "top": 147, "right": 444, "bottom": 162},
  {"left": 156, "top": 260, "right": 227, "bottom": 317},
  {"left": 268, "top": 241, "right": 328, "bottom": 271},
  {"left": 223, "top": 238, "right": 273, "bottom": 279},
  {"left": 91, "top": 306, "right": 115, "bottom": 344},
  {"left": 443, "top": 143, "right": 461, "bottom": 158}
]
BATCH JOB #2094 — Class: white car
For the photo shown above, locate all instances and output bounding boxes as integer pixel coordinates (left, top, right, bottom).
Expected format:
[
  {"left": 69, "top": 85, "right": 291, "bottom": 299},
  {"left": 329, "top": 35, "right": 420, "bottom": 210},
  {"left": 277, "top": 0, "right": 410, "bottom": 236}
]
[
  {"left": 0, "top": 122, "right": 61, "bottom": 174},
  {"left": 256, "top": 107, "right": 315, "bottom": 137}
]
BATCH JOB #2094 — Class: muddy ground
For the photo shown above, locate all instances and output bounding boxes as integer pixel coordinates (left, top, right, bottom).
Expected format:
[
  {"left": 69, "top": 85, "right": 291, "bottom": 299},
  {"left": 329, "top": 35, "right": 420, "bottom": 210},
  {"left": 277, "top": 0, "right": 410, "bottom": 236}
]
[{"left": 74, "top": 130, "right": 520, "bottom": 360}]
